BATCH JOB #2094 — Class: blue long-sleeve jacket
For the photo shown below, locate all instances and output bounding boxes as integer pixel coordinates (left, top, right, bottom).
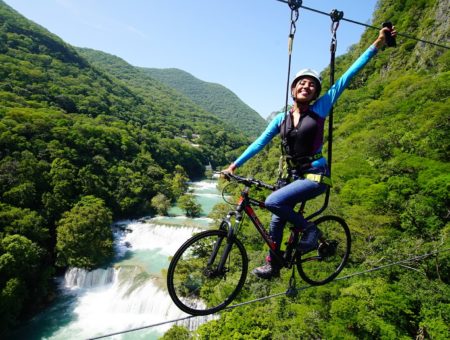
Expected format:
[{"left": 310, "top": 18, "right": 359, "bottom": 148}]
[{"left": 233, "top": 45, "right": 379, "bottom": 169}]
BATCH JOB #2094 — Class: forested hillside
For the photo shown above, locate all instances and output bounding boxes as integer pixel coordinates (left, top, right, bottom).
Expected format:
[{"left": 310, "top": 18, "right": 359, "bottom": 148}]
[
  {"left": 0, "top": 0, "right": 251, "bottom": 332},
  {"left": 75, "top": 47, "right": 265, "bottom": 139},
  {"left": 163, "top": 0, "right": 450, "bottom": 338},
  {"left": 139, "top": 67, "right": 267, "bottom": 138},
  {"left": 75, "top": 49, "right": 266, "bottom": 138}
]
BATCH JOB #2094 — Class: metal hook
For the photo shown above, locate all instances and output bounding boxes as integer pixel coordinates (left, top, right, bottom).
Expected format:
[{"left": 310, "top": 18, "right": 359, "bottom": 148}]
[{"left": 329, "top": 9, "right": 342, "bottom": 53}]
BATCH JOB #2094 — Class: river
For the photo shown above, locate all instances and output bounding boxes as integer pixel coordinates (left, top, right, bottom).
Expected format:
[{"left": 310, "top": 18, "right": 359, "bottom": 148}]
[{"left": 9, "top": 180, "right": 222, "bottom": 340}]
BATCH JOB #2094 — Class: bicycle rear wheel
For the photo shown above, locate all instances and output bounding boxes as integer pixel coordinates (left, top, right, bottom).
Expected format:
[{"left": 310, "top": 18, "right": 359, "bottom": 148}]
[
  {"left": 167, "top": 229, "right": 248, "bottom": 315},
  {"left": 297, "top": 215, "right": 351, "bottom": 285}
]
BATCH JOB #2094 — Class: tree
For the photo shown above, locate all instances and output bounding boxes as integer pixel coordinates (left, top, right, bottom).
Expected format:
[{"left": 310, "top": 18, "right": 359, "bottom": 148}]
[
  {"left": 0, "top": 234, "right": 45, "bottom": 331},
  {"left": 0, "top": 203, "right": 49, "bottom": 245},
  {"left": 0, "top": 234, "right": 43, "bottom": 283},
  {"left": 170, "top": 165, "right": 189, "bottom": 199},
  {"left": 177, "top": 194, "right": 202, "bottom": 218},
  {"left": 150, "top": 193, "right": 171, "bottom": 216},
  {"left": 0, "top": 278, "right": 26, "bottom": 331},
  {"left": 56, "top": 195, "right": 113, "bottom": 269}
]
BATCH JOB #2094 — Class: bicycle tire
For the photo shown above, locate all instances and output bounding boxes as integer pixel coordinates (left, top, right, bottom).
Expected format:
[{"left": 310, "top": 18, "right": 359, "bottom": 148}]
[
  {"left": 297, "top": 215, "right": 351, "bottom": 285},
  {"left": 167, "top": 229, "right": 248, "bottom": 315}
]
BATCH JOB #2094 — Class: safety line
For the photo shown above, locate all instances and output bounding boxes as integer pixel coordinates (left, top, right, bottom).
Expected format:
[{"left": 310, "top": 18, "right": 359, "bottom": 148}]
[
  {"left": 86, "top": 247, "right": 449, "bottom": 339},
  {"left": 87, "top": 314, "right": 197, "bottom": 340},
  {"left": 275, "top": 0, "right": 450, "bottom": 50}
]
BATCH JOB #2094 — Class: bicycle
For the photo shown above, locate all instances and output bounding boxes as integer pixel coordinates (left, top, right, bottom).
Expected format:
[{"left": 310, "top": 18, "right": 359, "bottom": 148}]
[{"left": 167, "top": 172, "right": 351, "bottom": 315}]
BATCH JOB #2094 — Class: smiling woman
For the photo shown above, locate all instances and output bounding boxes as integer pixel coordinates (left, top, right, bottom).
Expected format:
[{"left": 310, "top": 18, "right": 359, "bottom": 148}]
[{"left": 224, "top": 26, "right": 397, "bottom": 279}]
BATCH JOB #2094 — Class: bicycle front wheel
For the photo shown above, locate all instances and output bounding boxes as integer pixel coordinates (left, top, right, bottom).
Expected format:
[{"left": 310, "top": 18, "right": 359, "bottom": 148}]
[
  {"left": 167, "top": 229, "right": 248, "bottom": 315},
  {"left": 297, "top": 215, "right": 351, "bottom": 285}
]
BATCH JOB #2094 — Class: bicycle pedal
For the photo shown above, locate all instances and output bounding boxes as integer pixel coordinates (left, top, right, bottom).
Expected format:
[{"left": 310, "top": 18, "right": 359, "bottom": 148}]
[{"left": 318, "top": 240, "right": 338, "bottom": 258}]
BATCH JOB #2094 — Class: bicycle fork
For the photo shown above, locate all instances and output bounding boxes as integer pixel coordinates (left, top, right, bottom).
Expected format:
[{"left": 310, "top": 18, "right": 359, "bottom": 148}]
[{"left": 205, "top": 215, "right": 239, "bottom": 278}]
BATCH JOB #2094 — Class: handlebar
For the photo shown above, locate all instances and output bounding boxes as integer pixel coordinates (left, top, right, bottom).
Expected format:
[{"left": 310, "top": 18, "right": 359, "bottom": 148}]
[{"left": 216, "top": 172, "right": 276, "bottom": 191}]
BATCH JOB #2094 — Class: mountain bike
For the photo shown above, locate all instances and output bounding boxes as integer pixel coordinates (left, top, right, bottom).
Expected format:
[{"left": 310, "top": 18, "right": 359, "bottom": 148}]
[{"left": 167, "top": 172, "right": 351, "bottom": 315}]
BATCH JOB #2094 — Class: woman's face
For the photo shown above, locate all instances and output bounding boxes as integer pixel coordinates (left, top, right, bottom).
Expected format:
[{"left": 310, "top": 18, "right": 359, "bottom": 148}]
[{"left": 292, "top": 76, "right": 318, "bottom": 103}]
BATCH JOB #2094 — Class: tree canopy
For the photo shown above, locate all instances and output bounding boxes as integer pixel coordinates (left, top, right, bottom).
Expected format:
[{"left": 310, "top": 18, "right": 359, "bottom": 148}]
[{"left": 0, "top": 0, "right": 252, "bottom": 331}]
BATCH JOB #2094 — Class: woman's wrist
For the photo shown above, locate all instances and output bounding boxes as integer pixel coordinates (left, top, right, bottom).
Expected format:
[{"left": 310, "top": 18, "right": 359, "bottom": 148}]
[{"left": 373, "top": 37, "right": 384, "bottom": 49}]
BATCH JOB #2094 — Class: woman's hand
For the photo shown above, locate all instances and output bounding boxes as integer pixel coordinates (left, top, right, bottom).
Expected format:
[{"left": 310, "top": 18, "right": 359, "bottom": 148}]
[
  {"left": 373, "top": 26, "right": 397, "bottom": 49},
  {"left": 222, "top": 163, "right": 237, "bottom": 175}
]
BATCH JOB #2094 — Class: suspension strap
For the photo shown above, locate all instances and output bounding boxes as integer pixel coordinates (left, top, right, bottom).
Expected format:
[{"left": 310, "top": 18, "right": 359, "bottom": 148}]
[
  {"left": 279, "top": 0, "right": 302, "bottom": 180},
  {"left": 305, "top": 9, "right": 342, "bottom": 220},
  {"left": 327, "top": 10, "right": 343, "bottom": 175}
]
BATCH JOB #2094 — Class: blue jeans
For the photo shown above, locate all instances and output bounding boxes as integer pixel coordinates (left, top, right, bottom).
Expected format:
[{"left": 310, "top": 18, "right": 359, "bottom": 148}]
[{"left": 264, "top": 167, "right": 328, "bottom": 253}]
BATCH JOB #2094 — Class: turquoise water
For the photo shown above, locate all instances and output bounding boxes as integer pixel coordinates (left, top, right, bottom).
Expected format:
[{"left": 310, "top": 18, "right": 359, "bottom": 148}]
[
  {"left": 118, "top": 248, "right": 169, "bottom": 274},
  {"left": 168, "top": 180, "right": 220, "bottom": 217},
  {"left": 7, "top": 179, "right": 222, "bottom": 340}
]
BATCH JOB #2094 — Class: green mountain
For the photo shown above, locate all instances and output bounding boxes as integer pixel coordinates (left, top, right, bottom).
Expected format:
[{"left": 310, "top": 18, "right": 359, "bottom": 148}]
[
  {"left": 73, "top": 49, "right": 266, "bottom": 138},
  {"left": 139, "top": 67, "right": 267, "bottom": 138},
  {"left": 0, "top": 0, "right": 250, "bottom": 331},
  {"left": 75, "top": 47, "right": 260, "bottom": 138}
]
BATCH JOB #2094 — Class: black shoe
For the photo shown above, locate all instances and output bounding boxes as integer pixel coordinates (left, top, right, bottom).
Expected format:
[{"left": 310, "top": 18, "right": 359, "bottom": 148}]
[
  {"left": 298, "top": 223, "right": 322, "bottom": 254},
  {"left": 252, "top": 263, "right": 280, "bottom": 279}
]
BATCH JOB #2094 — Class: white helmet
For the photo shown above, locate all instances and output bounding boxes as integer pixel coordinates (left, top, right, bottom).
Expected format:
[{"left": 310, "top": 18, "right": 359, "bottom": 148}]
[{"left": 291, "top": 68, "right": 322, "bottom": 98}]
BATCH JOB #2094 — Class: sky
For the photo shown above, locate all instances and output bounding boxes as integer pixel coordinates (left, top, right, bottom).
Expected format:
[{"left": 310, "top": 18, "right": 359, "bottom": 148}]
[{"left": 4, "top": 0, "right": 379, "bottom": 118}]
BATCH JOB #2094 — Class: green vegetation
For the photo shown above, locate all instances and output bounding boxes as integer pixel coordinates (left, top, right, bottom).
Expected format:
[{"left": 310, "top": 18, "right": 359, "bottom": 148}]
[
  {"left": 151, "top": 193, "right": 171, "bottom": 216},
  {"left": 0, "top": 0, "right": 448, "bottom": 337},
  {"left": 55, "top": 195, "right": 113, "bottom": 269},
  {"left": 0, "top": 0, "right": 251, "bottom": 332},
  {"left": 167, "top": 0, "right": 449, "bottom": 338},
  {"left": 139, "top": 67, "right": 267, "bottom": 138},
  {"left": 178, "top": 194, "right": 202, "bottom": 218}
]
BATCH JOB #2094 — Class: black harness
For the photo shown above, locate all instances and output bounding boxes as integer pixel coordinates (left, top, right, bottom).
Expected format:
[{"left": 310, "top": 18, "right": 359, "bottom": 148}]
[{"left": 280, "top": 109, "right": 324, "bottom": 173}]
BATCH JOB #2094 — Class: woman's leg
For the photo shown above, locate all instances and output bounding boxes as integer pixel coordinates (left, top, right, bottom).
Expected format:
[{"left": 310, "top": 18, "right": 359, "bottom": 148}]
[
  {"left": 268, "top": 211, "right": 288, "bottom": 250},
  {"left": 265, "top": 178, "right": 327, "bottom": 228},
  {"left": 253, "top": 179, "right": 326, "bottom": 279},
  {"left": 265, "top": 178, "right": 328, "bottom": 254}
]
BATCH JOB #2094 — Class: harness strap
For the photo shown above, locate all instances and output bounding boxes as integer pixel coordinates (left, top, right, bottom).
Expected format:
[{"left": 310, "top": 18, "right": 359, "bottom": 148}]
[
  {"left": 304, "top": 173, "right": 332, "bottom": 186},
  {"left": 278, "top": 152, "right": 324, "bottom": 180}
]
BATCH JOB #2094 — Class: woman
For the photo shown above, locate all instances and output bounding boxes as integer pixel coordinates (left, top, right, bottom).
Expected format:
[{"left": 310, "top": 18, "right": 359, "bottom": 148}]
[{"left": 224, "top": 27, "right": 397, "bottom": 279}]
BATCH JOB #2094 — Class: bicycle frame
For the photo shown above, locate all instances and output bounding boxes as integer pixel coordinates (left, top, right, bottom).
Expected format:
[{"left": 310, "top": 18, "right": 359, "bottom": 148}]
[
  {"left": 166, "top": 174, "right": 352, "bottom": 315},
  {"left": 226, "top": 185, "right": 293, "bottom": 267}
]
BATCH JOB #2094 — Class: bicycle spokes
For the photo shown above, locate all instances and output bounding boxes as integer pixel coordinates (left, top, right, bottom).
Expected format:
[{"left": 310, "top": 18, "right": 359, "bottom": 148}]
[
  {"left": 297, "top": 216, "right": 351, "bottom": 285},
  {"left": 167, "top": 230, "right": 248, "bottom": 315}
]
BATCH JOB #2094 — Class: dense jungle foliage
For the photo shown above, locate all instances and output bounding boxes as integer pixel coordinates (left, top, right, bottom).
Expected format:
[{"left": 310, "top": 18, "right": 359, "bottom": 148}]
[
  {"left": 0, "top": 0, "right": 253, "bottom": 332},
  {"left": 164, "top": 0, "right": 449, "bottom": 339}
]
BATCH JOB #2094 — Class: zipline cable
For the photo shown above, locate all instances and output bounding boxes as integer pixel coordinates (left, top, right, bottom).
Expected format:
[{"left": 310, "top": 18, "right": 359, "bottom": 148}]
[
  {"left": 87, "top": 247, "right": 450, "bottom": 340},
  {"left": 275, "top": 0, "right": 450, "bottom": 50}
]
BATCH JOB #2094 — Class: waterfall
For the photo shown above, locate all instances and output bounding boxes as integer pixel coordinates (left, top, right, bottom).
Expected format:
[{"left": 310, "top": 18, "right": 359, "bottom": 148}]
[
  {"left": 64, "top": 267, "right": 115, "bottom": 289},
  {"left": 58, "top": 263, "right": 215, "bottom": 339},
  {"left": 119, "top": 222, "right": 201, "bottom": 254},
  {"left": 10, "top": 180, "right": 223, "bottom": 339},
  {"left": 53, "top": 222, "right": 216, "bottom": 339}
]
